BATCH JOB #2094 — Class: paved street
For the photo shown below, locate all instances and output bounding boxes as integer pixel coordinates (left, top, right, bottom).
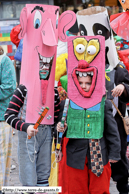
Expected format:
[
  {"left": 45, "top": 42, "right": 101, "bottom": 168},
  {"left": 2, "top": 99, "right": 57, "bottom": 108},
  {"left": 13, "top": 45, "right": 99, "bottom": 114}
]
[
  {"left": 9, "top": 129, "right": 120, "bottom": 194},
  {"left": 9, "top": 130, "right": 21, "bottom": 187}
]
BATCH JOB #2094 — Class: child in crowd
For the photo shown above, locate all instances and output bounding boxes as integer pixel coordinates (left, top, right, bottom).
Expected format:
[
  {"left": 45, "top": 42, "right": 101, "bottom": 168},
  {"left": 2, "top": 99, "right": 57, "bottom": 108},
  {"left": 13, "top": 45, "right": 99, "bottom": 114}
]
[
  {"left": 5, "top": 85, "right": 60, "bottom": 189},
  {"left": 77, "top": 7, "right": 129, "bottom": 193},
  {"left": 56, "top": 37, "right": 121, "bottom": 193},
  {"left": 57, "top": 72, "right": 120, "bottom": 194},
  {"left": 4, "top": 4, "right": 76, "bottom": 191}
]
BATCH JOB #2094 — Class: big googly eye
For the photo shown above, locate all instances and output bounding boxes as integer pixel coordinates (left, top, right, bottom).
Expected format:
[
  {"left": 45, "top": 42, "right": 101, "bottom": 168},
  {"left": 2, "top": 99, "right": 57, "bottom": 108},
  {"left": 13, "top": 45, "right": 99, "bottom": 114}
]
[
  {"left": 97, "top": 30, "right": 102, "bottom": 35},
  {"left": 87, "top": 45, "right": 96, "bottom": 55},
  {"left": 93, "top": 23, "right": 110, "bottom": 40},
  {"left": 121, "top": 0, "right": 125, "bottom": 3},
  {"left": 34, "top": 10, "right": 42, "bottom": 29},
  {"left": 80, "top": 31, "right": 84, "bottom": 36},
  {"left": 76, "top": 44, "right": 85, "bottom": 54},
  {"left": 79, "top": 24, "right": 87, "bottom": 36}
]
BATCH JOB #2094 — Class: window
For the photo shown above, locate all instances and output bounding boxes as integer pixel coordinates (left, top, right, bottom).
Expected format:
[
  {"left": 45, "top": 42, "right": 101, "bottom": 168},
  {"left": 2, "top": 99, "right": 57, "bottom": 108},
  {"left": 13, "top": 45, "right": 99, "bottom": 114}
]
[{"left": 0, "top": 0, "right": 52, "bottom": 20}]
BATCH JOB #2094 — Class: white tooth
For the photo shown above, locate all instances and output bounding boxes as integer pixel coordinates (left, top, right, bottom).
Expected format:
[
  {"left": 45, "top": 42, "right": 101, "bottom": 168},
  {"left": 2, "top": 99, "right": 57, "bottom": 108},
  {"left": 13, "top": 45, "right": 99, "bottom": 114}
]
[
  {"left": 47, "top": 57, "right": 50, "bottom": 63},
  {"left": 51, "top": 56, "right": 53, "bottom": 60},
  {"left": 91, "top": 71, "right": 93, "bottom": 76},
  {"left": 76, "top": 71, "right": 79, "bottom": 74},
  {"left": 43, "top": 57, "right": 47, "bottom": 63},
  {"left": 83, "top": 72, "right": 87, "bottom": 77},
  {"left": 40, "top": 55, "right": 43, "bottom": 60},
  {"left": 87, "top": 72, "right": 91, "bottom": 75},
  {"left": 79, "top": 72, "right": 82, "bottom": 77}
]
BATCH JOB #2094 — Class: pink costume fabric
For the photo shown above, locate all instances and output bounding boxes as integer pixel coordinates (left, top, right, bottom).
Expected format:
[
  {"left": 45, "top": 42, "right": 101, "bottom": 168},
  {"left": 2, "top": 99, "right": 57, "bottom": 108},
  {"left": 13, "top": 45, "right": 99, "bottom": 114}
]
[
  {"left": 67, "top": 35, "right": 105, "bottom": 109},
  {"left": 18, "top": 4, "right": 76, "bottom": 124}
]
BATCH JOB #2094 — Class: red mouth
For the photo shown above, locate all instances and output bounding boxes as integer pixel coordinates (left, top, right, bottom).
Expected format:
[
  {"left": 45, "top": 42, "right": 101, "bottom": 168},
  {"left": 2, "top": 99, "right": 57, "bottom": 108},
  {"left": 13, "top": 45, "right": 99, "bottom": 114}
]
[{"left": 72, "top": 67, "right": 98, "bottom": 97}]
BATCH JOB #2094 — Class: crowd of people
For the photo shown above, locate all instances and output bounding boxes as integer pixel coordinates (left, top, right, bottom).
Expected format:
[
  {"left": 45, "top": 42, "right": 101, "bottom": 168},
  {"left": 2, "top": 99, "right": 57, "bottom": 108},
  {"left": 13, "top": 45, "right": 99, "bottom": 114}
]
[{"left": 0, "top": 3, "right": 129, "bottom": 194}]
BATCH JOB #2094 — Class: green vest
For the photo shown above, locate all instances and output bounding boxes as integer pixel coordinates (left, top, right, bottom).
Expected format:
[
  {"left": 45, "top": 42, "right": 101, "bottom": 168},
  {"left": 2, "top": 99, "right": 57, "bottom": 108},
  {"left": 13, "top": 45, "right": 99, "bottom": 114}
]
[{"left": 66, "top": 98, "right": 105, "bottom": 139}]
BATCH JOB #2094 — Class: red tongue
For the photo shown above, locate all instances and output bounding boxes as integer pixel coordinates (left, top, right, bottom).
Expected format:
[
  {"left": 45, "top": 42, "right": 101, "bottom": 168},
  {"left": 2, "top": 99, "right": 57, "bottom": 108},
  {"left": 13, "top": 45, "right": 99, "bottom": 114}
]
[{"left": 41, "top": 80, "right": 48, "bottom": 105}]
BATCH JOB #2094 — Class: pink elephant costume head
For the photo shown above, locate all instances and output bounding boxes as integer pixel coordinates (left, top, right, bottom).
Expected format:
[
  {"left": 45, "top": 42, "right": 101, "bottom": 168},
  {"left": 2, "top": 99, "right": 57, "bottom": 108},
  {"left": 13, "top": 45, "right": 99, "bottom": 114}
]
[
  {"left": 67, "top": 35, "right": 106, "bottom": 109},
  {"left": 19, "top": 4, "right": 76, "bottom": 124}
]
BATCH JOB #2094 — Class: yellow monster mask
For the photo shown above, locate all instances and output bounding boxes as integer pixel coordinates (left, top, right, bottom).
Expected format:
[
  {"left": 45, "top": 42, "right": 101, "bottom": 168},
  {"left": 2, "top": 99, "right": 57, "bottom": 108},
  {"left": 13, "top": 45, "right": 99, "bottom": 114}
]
[{"left": 73, "top": 37, "right": 100, "bottom": 63}]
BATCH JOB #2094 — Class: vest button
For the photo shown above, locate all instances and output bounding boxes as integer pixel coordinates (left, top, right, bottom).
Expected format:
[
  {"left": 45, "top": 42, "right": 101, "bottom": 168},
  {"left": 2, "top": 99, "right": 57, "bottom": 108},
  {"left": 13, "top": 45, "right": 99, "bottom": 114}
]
[
  {"left": 87, "top": 130, "right": 90, "bottom": 134},
  {"left": 87, "top": 124, "right": 90, "bottom": 127},
  {"left": 87, "top": 115, "right": 90, "bottom": 118}
]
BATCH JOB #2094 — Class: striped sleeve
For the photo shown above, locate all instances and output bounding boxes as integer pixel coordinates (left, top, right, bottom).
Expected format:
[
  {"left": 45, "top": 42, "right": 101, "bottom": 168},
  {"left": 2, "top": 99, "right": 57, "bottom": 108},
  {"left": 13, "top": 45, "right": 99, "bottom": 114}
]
[
  {"left": 4, "top": 84, "right": 30, "bottom": 132},
  {"left": 54, "top": 88, "right": 60, "bottom": 124}
]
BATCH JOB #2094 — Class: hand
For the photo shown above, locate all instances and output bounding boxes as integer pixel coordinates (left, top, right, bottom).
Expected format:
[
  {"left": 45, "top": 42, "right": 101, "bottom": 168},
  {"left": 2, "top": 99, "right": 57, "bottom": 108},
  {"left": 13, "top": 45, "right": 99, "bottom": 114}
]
[
  {"left": 109, "top": 159, "right": 118, "bottom": 163},
  {"left": 56, "top": 150, "right": 63, "bottom": 163},
  {"left": 57, "top": 122, "right": 67, "bottom": 133},
  {"left": 27, "top": 125, "right": 38, "bottom": 136},
  {"left": 111, "top": 84, "right": 125, "bottom": 97}
]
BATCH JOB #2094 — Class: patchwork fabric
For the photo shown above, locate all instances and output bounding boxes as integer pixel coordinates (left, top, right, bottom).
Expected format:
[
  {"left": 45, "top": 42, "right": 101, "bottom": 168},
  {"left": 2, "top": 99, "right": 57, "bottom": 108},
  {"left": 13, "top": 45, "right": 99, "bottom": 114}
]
[{"left": 89, "top": 139, "right": 104, "bottom": 177}]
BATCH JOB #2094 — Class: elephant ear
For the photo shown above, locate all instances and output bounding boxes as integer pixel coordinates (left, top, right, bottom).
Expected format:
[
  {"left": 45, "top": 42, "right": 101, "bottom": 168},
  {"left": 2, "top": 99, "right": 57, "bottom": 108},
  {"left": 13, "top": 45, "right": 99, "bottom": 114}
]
[
  {"left": 18, "top": 7, "right": 27, "bottom": 39},
  {"left": 58, "top": 10, "right": 76, "bottom": 42}
]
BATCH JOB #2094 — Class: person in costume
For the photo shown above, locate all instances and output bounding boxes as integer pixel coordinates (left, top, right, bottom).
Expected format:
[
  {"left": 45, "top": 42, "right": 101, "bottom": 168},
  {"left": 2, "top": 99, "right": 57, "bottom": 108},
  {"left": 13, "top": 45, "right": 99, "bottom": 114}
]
[
  {"left": 56, "top": 36, "right": 121, "bottom": 194},
  {"left": 110, "top": 0, "right": 129, "bottom": 41},
  {"left": 4, "top": 4, "right": 76, "bottom": 188},
  {"left": 76, "top": 6, "right": 129, "bottom": 194},
  {"left": 0, "top": 46, "right": 16, "bottom": 193}
]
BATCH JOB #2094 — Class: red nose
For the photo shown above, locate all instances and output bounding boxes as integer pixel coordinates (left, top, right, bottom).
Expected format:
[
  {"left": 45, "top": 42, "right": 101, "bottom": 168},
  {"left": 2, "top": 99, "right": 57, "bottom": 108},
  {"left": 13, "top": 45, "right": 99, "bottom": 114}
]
[{"left": 78, "top": 60, "right": 89, "bottom": 69}]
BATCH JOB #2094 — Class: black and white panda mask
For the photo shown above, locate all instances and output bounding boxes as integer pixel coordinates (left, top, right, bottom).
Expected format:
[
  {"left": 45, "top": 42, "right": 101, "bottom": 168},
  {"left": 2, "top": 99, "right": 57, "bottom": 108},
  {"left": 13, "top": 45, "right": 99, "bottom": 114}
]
[{"left": 76, "top": 6, "right": 119, "bottom": 71}]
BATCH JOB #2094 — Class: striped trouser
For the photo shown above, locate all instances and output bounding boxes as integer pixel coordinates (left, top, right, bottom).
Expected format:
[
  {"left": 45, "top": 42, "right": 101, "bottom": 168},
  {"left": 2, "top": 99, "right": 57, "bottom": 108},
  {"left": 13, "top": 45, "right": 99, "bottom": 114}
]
[{"left": 0, "top": 122, "right": 12, "bottom": 189}]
